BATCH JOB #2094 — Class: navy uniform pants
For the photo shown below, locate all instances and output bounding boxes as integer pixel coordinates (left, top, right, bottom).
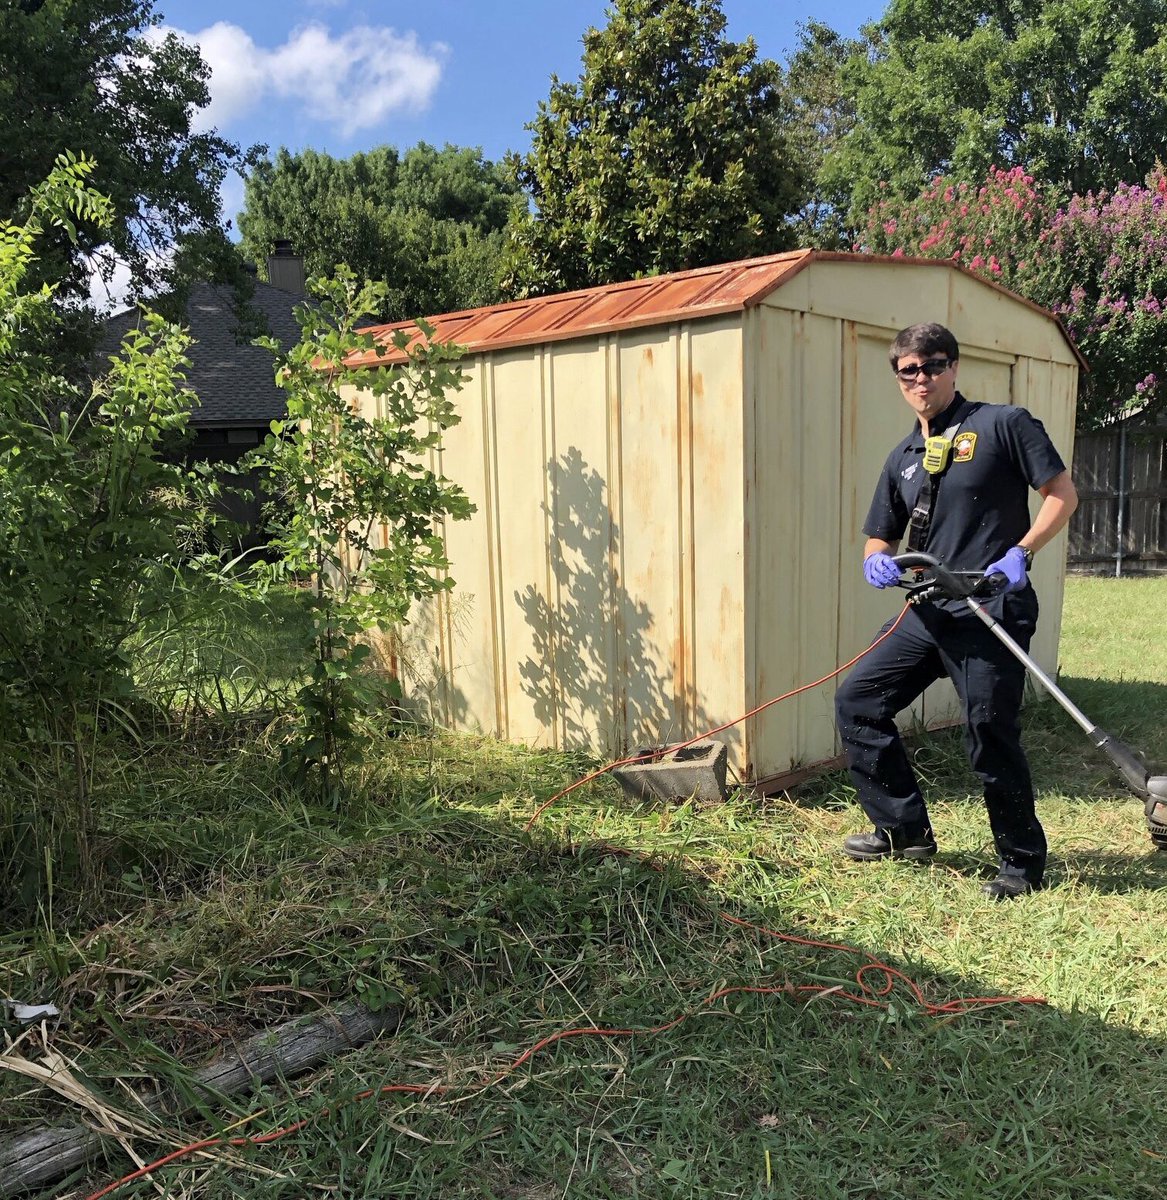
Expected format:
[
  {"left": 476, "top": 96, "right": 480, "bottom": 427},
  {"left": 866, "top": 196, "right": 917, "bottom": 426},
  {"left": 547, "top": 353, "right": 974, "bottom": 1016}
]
[{"left": 834, "top": 589, "right": 1046, "bottom": 884}]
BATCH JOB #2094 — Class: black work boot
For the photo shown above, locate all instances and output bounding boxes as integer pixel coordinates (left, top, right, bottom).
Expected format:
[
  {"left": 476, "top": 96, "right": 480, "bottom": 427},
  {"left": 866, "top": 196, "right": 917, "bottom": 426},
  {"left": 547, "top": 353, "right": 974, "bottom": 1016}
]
[
  {"left": 842, "top": 827, "right": 937, "bottom": 861},
  {"left": 981, "top": 874, "right": 1041, "bottom": 900}
]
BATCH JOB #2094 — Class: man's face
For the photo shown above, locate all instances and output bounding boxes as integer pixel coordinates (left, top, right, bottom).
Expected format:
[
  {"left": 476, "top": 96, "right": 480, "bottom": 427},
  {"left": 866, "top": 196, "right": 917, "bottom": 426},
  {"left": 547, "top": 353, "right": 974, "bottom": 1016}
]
[{"left": 894, "top": 352, "right": 958, "bottom": 424}]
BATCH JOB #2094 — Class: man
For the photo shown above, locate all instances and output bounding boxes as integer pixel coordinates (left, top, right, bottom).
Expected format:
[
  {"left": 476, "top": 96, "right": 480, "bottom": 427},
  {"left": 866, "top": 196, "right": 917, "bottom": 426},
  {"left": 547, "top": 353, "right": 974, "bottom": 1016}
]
[{"left": 834, "top": 323, "right": 1078, "bottom": 899}]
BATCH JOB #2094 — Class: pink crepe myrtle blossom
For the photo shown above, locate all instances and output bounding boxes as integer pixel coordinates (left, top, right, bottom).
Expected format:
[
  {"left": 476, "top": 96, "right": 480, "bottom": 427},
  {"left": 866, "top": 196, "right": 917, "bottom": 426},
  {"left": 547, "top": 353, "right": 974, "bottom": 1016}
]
[{"left": 857, "top": 166, "right": 1167, "bottom": 427}]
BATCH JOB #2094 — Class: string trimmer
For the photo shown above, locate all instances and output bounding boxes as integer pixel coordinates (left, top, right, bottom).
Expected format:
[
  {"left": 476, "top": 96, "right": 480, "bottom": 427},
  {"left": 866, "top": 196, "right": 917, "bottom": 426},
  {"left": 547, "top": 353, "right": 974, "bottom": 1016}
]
[{"left": 892, "top": 552, "right": 1167, "bottom": 849}]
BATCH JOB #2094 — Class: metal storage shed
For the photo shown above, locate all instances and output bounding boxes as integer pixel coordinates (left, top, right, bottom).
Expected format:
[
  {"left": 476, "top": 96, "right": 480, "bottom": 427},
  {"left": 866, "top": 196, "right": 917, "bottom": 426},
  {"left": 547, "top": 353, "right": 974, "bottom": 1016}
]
[{"left": 352, "top": 250, "right": 1082, "bottom": 790}]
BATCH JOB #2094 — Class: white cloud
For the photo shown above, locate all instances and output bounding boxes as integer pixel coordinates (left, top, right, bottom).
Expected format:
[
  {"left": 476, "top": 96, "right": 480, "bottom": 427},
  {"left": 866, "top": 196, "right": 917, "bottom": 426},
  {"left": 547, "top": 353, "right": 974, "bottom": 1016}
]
[{"left": 167, "top": 20, "right": 446, "bottom": 138}]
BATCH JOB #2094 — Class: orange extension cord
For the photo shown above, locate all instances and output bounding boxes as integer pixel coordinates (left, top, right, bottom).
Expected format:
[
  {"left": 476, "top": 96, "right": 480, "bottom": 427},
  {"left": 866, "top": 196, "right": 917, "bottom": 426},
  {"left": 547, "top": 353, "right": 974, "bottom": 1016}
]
[{"left": 83, "top": 602, "right": 1046, "bottom": 1200}]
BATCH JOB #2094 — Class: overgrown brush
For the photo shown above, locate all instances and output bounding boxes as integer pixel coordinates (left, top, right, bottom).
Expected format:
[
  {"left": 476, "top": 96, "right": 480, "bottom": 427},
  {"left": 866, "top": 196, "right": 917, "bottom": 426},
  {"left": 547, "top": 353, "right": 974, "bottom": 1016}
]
[
  {"left": 0, "top": 157, "right": 231, "bottom": 909},
  {"left": 0, "top": 163, "right": 474, "bottom": 918}
]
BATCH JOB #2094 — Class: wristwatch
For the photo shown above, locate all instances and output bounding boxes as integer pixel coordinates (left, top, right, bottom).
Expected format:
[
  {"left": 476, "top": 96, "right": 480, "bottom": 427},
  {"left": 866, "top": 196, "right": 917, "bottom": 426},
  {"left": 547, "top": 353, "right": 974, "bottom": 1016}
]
[{"left": 1016, "top": 546, "right": 1034, "bottom": 569}]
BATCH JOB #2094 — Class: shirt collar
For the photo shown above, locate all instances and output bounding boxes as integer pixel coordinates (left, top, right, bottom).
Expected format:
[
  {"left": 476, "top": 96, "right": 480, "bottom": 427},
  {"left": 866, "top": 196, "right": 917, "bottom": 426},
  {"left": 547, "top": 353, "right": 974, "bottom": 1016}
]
[{"left": 907, "top": 392, "right": 971, "bottom": 448}]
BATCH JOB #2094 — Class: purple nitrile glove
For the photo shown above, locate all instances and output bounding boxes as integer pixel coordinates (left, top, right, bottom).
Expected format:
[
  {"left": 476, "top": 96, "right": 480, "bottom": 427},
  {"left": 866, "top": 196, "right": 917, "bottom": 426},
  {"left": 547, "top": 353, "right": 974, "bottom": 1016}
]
[
  {"left": 984, "top": 546, "right": 1029, "bottom": 593},
  {"left": 863, "top": 551, "right": 901, "bottom": 589}
]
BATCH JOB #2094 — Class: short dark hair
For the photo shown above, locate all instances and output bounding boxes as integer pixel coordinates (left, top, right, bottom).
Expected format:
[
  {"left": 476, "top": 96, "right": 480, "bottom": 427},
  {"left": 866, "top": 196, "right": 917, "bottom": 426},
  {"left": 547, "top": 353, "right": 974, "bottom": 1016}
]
[{"left": 888, "top": 323, "right": 959, "bottom": 370}]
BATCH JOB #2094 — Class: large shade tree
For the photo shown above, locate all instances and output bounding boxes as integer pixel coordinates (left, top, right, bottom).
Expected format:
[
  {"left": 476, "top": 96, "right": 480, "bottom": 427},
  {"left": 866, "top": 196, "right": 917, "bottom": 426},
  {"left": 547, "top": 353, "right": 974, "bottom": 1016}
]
[
  {"left": 782, "top": 19, "right": 861, "bottom": 248},
  {"left": 237, "top": 144, "right": 518, "bottom": 321},
  {"left": 821, "top": 0, "right": 1167, "bottom": 228},
  {"left": 501, "top": 0, "right": 809, "bottom": 297},
  {"left": 0, "top": 0, "right": 257, "bottom": 302}
]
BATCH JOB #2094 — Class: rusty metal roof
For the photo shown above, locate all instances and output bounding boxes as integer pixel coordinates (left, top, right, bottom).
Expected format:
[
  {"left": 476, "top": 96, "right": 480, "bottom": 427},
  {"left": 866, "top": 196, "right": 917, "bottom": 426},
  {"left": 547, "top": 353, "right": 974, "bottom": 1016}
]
[
  {"left": 347, "top": 250, "right": 813, "bottom": 366},
  {"left": 348, "top": 249, "right": 1085, "bottom": 370}
]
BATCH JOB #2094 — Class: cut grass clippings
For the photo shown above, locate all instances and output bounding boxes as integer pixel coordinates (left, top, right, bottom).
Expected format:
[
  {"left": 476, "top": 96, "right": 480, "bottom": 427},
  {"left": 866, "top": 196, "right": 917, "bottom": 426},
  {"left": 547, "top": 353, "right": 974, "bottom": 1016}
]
[{"left": 2, "top": 577, "right": 1167, "bottom": 1199}]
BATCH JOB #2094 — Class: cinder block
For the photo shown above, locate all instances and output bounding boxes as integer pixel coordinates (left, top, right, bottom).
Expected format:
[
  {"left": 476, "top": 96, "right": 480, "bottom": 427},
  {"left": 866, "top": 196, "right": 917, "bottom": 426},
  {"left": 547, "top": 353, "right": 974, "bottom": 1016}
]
[{"left": 611, "top": 740, "right": 729, "bottom": 804}]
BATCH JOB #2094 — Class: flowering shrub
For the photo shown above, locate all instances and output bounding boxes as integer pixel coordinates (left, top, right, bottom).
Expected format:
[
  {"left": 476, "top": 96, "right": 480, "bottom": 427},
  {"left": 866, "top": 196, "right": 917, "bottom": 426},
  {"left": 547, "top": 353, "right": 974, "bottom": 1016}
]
[
  {"left": 856, "top": 167, "right": 1167, "bottom": 429},
  {"left": 1037, "top": 176, "right": 1167, "bottom": 427},
  {"left": 855, "top": 167, "right": 1048, "bottom": 292}
]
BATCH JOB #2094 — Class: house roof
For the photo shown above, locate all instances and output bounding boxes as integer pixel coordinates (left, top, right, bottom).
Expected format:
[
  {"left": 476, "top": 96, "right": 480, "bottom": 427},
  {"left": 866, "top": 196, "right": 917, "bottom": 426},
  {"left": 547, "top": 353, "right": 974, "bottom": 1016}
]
[
  {"left": 102, "top": 279, "right": 302, "bottom": 428},
  {"left": 348, "top": 249, "right": 1086, "bottom": 371}
]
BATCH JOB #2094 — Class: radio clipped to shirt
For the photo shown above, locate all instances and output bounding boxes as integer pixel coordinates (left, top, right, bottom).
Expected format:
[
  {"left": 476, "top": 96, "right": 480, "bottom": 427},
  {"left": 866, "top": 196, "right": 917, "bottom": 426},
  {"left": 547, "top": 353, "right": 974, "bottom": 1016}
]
[
  {"left": 906, "top": 413, "right": 966, "bottom": 552},
  {"left": 922, "top": 434, "right": 954, "bottom": 474}
]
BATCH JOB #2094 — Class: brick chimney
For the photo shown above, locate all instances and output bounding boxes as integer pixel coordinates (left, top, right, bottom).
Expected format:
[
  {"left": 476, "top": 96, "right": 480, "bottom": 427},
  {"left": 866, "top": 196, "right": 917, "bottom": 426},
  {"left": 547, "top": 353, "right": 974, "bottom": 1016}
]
[{"left": 266, "top": 239, "right": 305, "bottom": 295}]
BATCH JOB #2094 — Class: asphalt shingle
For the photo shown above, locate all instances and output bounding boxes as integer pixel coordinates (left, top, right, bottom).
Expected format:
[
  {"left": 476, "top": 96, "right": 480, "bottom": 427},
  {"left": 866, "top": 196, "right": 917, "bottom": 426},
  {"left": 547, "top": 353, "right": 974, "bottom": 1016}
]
[{"left": 102, "top": 280, "right": 302, "bottom": 428}]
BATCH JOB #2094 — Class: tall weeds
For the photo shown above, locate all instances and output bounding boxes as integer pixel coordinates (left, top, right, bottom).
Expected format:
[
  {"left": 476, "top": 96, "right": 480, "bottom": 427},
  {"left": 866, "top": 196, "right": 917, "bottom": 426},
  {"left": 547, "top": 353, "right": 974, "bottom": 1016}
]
[{"left": 0, "top": 158, "right": 227, "bottom": 912}]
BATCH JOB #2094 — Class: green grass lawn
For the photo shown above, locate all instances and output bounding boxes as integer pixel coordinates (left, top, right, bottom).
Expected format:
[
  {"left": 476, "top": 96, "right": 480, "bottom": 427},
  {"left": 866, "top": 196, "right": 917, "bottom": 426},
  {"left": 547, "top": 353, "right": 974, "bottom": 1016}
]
[{"left": 2, "top": 577, "right": 1167, "bottom": 1199}]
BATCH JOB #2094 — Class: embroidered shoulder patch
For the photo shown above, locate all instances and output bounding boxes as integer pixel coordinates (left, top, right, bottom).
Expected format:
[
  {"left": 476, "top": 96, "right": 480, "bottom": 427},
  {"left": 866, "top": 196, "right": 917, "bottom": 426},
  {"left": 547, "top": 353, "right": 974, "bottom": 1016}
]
[{"left": 953, "top": 432, "right": 977, "bottom": 463}]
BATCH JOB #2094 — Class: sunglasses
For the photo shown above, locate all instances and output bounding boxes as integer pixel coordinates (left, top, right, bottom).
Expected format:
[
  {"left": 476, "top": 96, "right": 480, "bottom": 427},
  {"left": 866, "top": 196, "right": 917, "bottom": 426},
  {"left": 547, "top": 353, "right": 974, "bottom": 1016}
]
[{"left": 893, "top": 357, "right": 953, "bottom": 382}]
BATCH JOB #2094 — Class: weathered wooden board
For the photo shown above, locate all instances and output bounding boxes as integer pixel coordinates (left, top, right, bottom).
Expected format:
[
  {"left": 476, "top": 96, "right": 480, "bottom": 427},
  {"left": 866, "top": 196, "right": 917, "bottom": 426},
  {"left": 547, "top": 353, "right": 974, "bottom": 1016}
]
[{"left": 0, "top": 1001, "right": 400, "bottom": 1197}]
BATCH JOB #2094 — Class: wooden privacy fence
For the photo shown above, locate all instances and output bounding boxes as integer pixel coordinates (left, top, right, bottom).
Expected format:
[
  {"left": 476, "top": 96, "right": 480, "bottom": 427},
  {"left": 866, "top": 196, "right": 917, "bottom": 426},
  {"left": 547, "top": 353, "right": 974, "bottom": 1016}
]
[{"left": 1068, "top": 422, "right": 1167, "bottom": 574}]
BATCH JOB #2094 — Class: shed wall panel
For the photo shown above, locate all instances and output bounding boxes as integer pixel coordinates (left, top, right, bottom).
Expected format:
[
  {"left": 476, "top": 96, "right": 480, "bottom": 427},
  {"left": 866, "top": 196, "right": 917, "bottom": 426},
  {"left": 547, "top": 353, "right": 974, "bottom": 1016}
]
[
  {"left": 545, "top": 339, "right": 619, "bottom": 750},
  {"left": 490, "top": 350, "right": 555, "bottom": 745},
  {"left": 687, "top": 322, "right": 748, "bottom": 764},
  {"left": 615, "top": 333, "right": 681, "bottom": 744},
  {"left": 749, "top": 307, "right": 846, "bottom": 776},
  {"left": 793, "top": 315, "right": 847, "bottom": 763},
  {"left": 747, "top": 305, "right": 799, "bottom": 776},
  {"left": 427, "top": 361, "right": 500, "bottom": 733},
  {"left": 602, "top": 318, "right": 748, "bottom": 756}
]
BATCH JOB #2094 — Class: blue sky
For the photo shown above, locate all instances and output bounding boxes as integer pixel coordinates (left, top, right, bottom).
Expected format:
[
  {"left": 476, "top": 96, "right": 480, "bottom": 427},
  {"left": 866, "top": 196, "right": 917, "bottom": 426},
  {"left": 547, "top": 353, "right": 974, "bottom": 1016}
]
[{"left": 154, "top": 0, "right": 883, "bottom": 227}]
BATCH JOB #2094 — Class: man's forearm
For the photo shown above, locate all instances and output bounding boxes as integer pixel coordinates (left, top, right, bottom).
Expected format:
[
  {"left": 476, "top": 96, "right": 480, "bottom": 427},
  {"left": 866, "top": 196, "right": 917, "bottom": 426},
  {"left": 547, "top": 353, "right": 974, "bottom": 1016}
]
[{"left": 864, "top": 537, "right": 900, "bottom": 559}]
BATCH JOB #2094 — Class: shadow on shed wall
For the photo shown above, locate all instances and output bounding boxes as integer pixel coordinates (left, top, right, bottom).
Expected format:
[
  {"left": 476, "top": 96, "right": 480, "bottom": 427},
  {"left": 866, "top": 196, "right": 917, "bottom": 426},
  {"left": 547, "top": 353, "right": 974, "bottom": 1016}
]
[{"left": 514, "top": 448, "right": 714, "bottom": 756}]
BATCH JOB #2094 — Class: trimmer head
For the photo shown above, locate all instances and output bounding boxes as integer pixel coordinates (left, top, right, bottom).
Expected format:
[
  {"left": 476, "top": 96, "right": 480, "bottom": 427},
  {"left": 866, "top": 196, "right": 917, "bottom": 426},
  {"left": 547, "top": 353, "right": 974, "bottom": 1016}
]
[
  {"left": 1101, "top": 735, "right": 1167, "bottom": 849},
  {"left": 1145, "top": 776, "right": 1167, "bottom": 850}
]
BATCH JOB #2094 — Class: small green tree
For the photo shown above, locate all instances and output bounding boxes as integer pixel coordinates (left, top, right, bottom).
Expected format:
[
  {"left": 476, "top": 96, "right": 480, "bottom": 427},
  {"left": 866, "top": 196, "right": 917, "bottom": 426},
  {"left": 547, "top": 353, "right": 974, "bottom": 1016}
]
[
  {"left": 502, "top": 0, "right": 808, "bottom": 296},
  {"left": 250, "top": 269, "right": 473, "bottom": 802}
]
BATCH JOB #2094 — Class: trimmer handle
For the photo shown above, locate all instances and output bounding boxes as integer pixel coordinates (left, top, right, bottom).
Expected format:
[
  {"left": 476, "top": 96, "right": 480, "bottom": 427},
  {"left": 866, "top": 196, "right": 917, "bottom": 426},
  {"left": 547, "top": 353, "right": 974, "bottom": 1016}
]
[{"left": 891, "top": 552, "right": 1006, "bottom": 603}]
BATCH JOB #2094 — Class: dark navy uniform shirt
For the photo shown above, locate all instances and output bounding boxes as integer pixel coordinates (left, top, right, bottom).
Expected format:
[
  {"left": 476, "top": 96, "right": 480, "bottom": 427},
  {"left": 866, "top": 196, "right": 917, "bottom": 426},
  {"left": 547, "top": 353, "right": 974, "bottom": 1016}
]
[{"left": 863, "top": 392, "right": 1066, "bottom": 572}]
